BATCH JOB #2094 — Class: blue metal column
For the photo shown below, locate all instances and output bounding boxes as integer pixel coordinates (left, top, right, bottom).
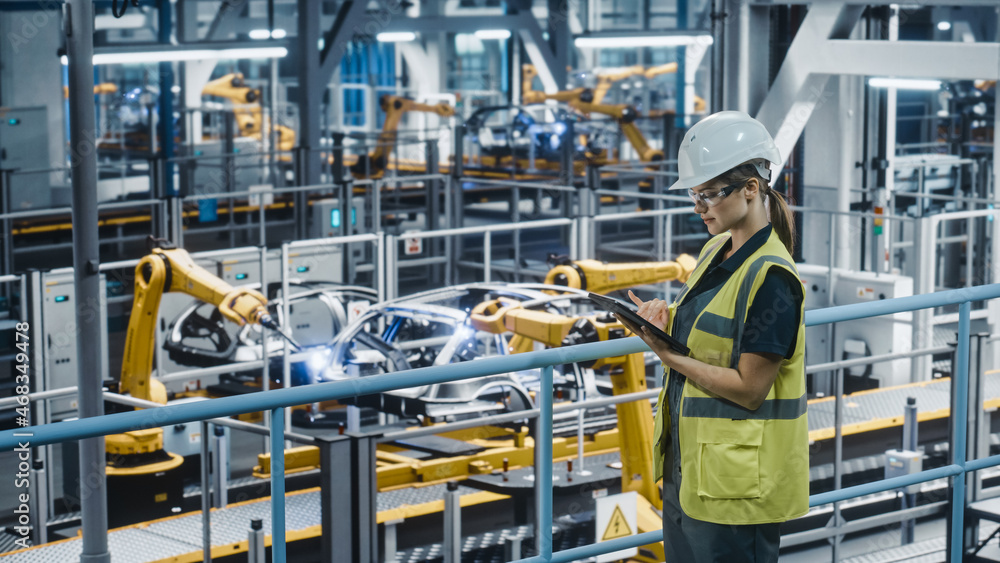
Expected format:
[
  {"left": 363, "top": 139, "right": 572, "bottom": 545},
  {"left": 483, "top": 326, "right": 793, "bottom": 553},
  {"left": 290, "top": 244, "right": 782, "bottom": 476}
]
[
  {"left": 159, "top": 0, "right": 175, "bottom": 196},
  {"left": 535, "top": 365, "right": 553, "bottom": 558},
  {"left": 271, "top": 407, "right": 286, "bottom": 562},
  {"left": 949, "top": 301, "right": 971, "bottom": 562}
]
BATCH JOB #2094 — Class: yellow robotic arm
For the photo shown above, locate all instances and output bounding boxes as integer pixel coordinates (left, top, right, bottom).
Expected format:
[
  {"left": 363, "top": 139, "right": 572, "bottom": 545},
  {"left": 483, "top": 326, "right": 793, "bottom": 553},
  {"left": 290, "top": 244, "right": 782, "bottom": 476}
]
[
  {"left": 63, "top": 82, "right": 118, "bottom": 98},
  {"left": 120, "top": 238, "right": 277, "bottom": 404},
  {"left": 643, "top": 62, "right": 678, "bottom": 80},
  {"left": 567, "top": 100, "right": 668, "bottom": 163},
  {"left": 351, "top": 95, "right": 455, "bottom": 178},
  {"left": 521, "top": 64, "right": 595, "bottom": 106},
  {"left": 543, "top": 255, "right": 697, "bottom": 294},
  {"left": 592, "top": 65, "right": 646, "bottom": 105},
  {"left": 468, "top": 299, "right": 664, "bottom": 562},
  {"left": 202, "top": 73, "right": 297, "bottom": 152}
]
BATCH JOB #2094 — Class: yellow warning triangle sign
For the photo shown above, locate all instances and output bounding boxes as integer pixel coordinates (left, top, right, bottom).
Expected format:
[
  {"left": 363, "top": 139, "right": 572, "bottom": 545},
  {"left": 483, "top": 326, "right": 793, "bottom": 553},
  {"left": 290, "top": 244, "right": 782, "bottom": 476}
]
[{"left": 601, "top": 504, "right": 633, "bottom": 541}]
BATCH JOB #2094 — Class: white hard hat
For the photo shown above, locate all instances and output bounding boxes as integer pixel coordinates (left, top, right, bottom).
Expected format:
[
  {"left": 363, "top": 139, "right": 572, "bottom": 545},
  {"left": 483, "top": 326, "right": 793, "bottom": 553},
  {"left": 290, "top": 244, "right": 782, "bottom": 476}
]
[{"left": 669, "top": 111, "right": 781, "bottom": 190}]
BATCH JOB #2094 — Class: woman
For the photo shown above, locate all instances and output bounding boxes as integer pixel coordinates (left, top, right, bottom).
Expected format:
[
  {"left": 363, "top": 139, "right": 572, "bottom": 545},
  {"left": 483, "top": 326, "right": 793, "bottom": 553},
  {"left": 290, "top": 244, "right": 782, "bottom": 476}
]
[{"left": 622, "top": 111, "right": 809, "bottom": 563}]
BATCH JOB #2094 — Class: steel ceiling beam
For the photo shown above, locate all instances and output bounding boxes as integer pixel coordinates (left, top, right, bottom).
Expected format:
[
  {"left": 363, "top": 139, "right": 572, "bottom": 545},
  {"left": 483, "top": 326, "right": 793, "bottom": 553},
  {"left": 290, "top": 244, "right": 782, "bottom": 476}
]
[
  {"left": 755, "top": 3, "right": 864, "bottom": 170},
  {"left": 381, "top": 13, "right": 565, "bottom": 92}
]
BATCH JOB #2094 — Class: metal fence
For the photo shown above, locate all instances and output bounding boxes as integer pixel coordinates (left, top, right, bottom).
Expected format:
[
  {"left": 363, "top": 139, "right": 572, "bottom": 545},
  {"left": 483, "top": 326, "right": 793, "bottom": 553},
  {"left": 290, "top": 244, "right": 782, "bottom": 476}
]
[{"left": 1, "top": 282, "right": 998, "bottom": 562}]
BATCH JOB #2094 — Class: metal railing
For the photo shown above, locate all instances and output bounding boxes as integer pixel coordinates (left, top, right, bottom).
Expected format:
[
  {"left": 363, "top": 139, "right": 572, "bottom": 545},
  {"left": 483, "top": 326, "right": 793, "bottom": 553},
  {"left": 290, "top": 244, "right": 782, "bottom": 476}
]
[{"left": 1, "top": 282, "right": 998, "bottom": 562}]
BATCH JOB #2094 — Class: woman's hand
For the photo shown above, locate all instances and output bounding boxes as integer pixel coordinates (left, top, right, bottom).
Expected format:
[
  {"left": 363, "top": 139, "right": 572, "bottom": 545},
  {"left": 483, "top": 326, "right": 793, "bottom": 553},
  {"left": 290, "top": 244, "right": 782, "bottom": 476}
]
[
  {"left": 627, "top": 290, "right": 669, "bottom": 330},
  {"left": 622, "top": 290, "right": 683, "bottom": 368}
]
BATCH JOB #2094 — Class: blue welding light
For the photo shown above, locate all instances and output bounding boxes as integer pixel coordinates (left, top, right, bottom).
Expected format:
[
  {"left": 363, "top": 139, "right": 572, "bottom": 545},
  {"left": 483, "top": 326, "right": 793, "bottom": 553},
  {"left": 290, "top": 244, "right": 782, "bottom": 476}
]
[
  {"left": 351, "top": 208, "right": 357, "bottom": 226},
  {"left": 235, "top": 273, "right": 248, "bottom": 280},
  {"left": 331, "top": 209, "right": 341, "bottom": 229},
  {"left": 297, "top": 266, "right": 309, "bottom": 273},
  {"left": 55, "top": 295, "right": 68, "bottom": 303},
  {"left": 7, "top": 118, "right": 20, "bottom": 126}
]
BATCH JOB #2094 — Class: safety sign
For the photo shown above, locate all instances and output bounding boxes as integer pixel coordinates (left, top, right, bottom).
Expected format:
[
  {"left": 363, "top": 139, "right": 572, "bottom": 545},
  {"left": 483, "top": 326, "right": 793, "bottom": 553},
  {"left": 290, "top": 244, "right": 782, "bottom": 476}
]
[{"left": 595, "top": 491, "right": 637, "bottom": 562}]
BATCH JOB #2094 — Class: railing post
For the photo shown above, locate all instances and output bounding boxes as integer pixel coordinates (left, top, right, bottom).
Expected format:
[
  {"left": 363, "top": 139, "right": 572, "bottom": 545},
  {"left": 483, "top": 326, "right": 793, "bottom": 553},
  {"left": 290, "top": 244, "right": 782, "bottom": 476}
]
[
  {"left": 947, "top": 301, "right": 972, "bottom": 562},
  {"left": 452, "top": 124, "right": 465, "bottom": 181},
  {"left": 900, "top": 396, "right": 918, "bottom": 545},
  {"left": 248, "top": 518, "right": 265, "bottom": 563},
  {"left": 200, "top": 420, "right": 212, "bottom": 563},
  {"left": 318, "top": 432, "right": 378, "bottom": 562},
  {"left": 29, "top": 459, "right": 47, "bottom": 545},
  {"left": 443, "top": 481, "right": 461, "bottom": 563},
  {"left": 559, "top": 121, "right": 575, "bottom": 187},
  {"left": 534, "top": 365, "right": 554, "bottom": 557},
  {"left": 270, "top": 407, "right": 286, "bottom": 563},
  {"left": 383, "top": 518, "right": 403, "bottom": 563},
  {"left": 912, "top": 216, "right": 935, "bottom": 382},
  {"left": 212, "top": 425, "right": 228, "bottom": 508},
  {"left": 318, "top": 434, "right": 352, "bottom": 562},
  {"left": 483, "top": 231, "right": 492, "bottom": 283}
]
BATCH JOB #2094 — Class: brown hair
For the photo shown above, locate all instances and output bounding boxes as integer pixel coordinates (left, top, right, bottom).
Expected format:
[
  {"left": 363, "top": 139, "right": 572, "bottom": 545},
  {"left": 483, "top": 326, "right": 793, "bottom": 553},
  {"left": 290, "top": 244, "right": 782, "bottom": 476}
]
[{"left": 715, "top": 159, "right": 795, "bottom": 255}]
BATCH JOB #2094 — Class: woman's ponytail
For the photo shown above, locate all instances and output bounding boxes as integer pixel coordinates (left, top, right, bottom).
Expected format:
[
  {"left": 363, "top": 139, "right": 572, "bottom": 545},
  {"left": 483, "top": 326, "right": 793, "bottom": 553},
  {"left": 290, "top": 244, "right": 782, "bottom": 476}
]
[{"left": 765, "top": 188, "right": 795, "bottom": 255}]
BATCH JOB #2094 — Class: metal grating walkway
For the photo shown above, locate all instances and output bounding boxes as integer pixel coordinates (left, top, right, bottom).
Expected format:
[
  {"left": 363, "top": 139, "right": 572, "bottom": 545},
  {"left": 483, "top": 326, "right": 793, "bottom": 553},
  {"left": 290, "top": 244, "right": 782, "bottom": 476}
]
[
  {"left": 0, "top": 481, "right": 493, "bottom": 563},
  {"left": 807, "top": 371, "right": 1000, "bottom": 438},
  {"left": 5, "top": 371, "right": 1000, "bottom": 562}
]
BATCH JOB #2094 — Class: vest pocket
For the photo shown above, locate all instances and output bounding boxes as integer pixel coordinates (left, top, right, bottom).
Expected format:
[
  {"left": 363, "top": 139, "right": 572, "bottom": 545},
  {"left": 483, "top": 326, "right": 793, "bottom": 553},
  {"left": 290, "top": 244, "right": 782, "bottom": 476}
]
[{"left": 696, "top": 420, "right": 763, "bottom": 499}]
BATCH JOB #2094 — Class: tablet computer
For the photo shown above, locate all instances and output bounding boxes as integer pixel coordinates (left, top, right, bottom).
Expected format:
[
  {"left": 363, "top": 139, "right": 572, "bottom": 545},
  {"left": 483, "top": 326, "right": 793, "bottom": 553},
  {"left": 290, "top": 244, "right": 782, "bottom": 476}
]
[{"left": 588, "top": 292, "right": 690, "bottom": 356}]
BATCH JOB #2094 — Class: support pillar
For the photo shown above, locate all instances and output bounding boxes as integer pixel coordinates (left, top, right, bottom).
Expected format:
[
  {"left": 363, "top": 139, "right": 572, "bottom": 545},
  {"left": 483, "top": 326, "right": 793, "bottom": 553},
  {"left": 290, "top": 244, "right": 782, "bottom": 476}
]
[
  {"left": 296, "top": 0, "right": 323, "bottom": 239},
  {"left": 66, "top": 1, "right": 110, "bottom": 561}
]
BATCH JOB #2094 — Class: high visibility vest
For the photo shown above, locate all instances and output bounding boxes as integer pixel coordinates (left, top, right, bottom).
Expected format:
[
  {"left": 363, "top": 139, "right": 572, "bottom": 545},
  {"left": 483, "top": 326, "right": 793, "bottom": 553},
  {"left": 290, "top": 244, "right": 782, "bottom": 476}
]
[{"left": 652, "top": 228, "right": 809, "bottom": 525}]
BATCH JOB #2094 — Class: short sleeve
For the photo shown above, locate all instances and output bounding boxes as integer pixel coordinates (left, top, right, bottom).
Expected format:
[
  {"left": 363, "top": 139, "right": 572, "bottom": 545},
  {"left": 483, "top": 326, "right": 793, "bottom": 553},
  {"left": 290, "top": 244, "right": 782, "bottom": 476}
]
[{"left": 741, "top": 268, "right": 803, "bottom": 359}]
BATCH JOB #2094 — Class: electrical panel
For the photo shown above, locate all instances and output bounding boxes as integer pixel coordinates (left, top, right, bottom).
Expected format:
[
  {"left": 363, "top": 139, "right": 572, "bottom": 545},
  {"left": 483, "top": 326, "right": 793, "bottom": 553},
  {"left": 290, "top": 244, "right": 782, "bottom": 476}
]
[
  {"left": 41, "top": 271, "right": 108, "bottom": 419},
  {"left": 797, "top": 264, "right": 914, "bottom": 395},
  {"left": 0, "top": 106, "right": 52, "bottom": 209},
  {"left": 884, "top": 449, "right": 922, "bottom": 494}
]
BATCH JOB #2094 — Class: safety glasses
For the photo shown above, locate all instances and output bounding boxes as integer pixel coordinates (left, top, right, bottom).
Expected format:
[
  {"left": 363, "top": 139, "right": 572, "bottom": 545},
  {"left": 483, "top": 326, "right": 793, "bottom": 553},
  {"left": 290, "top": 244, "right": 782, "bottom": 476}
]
[{"left": 688, "top": 181, "right": 745, "bottom": 208}]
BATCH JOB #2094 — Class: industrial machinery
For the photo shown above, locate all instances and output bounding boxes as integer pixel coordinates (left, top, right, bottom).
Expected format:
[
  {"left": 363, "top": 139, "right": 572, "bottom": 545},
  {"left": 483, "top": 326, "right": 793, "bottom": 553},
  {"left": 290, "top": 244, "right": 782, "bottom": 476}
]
[
  {"left": 349, "top": 94, "right": 455, "bottom": 179},
  {"left": 467, "top": 297, "right": 665, "bottom": 562},
  {"left": 521, "top": 65, "right": 667, "bottom": 164},
  {"left": 164, "top": 280, "right": 377, "bottom": 385},
  {"left": 105, "top": 237, "right": 296, "bottom": 527},
  {"left": 543, "top": 255, "right": 697, "bottom": 294},
  {"left": 317, "top": 283, "right": 589, "bottom": 420},
  {"left": 201, "top": 72, "right": 296, "bottom": 152},
  {"left": 798, "top": 264, "right": 914, "bottom": 395}
]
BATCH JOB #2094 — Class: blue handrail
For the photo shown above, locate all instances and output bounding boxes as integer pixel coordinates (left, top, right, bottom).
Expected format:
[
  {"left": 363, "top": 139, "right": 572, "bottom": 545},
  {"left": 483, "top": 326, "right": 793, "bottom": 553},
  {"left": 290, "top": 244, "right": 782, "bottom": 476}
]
[{"left": 2, "top": 282, "right": 999, "bottom": 562}]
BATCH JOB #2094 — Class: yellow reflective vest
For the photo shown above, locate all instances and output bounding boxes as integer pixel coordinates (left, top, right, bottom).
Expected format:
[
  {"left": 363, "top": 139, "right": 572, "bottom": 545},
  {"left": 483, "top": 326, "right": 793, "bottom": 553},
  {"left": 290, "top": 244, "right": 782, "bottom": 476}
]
[{"left": 652, "top": 228, "right": 809, "bottom": 525}]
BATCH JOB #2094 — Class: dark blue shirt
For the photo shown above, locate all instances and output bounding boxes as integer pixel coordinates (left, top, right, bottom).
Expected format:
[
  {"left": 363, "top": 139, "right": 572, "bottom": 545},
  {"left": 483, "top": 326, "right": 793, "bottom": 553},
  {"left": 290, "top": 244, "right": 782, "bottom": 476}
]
[{"left": 682, "top": 224, "right": 802, "bottom": 359}]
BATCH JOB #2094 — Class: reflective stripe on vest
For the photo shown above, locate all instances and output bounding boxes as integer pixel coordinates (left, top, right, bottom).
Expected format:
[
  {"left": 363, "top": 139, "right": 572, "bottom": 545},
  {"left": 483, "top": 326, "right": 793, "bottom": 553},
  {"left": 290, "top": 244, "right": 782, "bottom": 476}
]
[{"left": 682, "top": 394, "right": 806, "bottom": 420}]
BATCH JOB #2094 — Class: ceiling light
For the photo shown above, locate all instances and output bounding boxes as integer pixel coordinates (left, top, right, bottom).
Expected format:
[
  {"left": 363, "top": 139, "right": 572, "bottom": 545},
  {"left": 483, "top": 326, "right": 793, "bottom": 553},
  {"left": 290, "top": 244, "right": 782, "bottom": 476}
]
[
  {"left": 474, "top": 29, "right": 511, "bottom": 40},
  {"left": 574, "top": 34, "right": 713, "bottom": 48},
  {"left": 250, "top": 29, "right": 287, "bottom": 40},
  {"left": 376, "top": 32, "right": 417, "bottom": 43},
  {"left": 61, "top": 46, "right": 288, "bottom": 65},
  {"left": 937, "top": 21, "right": 952, "bottom": 31},
  {"left": 869, "top": 77, "right": 942, "bottom": 91}
]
